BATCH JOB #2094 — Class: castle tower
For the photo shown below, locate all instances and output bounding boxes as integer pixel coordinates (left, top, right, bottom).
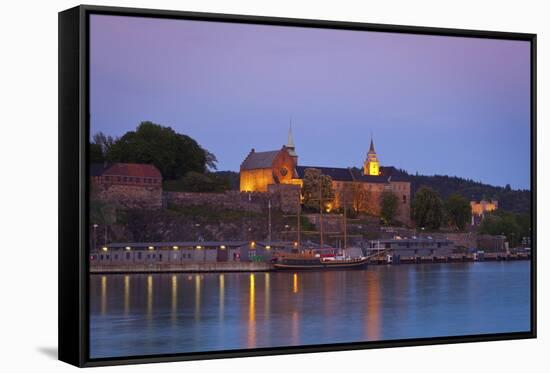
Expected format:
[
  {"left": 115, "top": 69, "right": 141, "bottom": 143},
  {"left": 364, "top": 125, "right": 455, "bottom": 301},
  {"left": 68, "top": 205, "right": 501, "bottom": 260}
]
[{"left": 363, "top": 136, "right": 380, "bottom": 176}]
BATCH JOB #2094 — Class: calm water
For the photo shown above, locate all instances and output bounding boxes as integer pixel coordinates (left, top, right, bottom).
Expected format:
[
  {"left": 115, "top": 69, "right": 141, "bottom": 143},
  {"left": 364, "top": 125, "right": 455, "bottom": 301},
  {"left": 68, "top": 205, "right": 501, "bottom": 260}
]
[{"left": 89, "top": 261, "right": 531, "bottom": 358}]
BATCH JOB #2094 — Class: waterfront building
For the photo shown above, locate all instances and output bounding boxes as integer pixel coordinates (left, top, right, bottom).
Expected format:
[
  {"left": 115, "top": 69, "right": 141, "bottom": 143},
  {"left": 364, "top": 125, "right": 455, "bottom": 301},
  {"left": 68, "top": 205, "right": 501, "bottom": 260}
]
[
  {"left": 90, "top": 241, "right": 292, "bottom": 265},
  {"left": 367, "top": 238, "right": 454, "bottom": 257}
]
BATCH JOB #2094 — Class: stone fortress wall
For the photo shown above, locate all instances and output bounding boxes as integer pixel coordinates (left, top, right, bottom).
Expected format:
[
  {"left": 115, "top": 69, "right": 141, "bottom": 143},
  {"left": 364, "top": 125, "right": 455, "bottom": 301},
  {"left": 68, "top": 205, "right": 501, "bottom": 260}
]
[
  {"left": 94, "top": 183, "right": 163, "bottom": 209},
  {"left": 164, "top": 184, "right": 301, "bottom": 214}
]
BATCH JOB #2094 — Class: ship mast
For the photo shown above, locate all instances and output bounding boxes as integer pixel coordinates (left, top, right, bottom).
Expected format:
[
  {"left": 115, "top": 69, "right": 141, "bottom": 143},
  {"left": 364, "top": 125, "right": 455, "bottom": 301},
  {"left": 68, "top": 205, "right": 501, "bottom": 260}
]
[
  {"left": 343, "top": 192, "right": 347, "bottom": 253},
  {"left": 297, "top": 203, "right": 301, "bottom": 250},
  {"left": 319, "top": 182, "right": 324, "bottom": 251}
]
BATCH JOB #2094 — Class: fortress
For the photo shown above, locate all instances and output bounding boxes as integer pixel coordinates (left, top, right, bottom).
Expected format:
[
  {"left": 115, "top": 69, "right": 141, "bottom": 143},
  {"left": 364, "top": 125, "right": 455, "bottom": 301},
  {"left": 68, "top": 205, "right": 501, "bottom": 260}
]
[{"left": 240, "top": 128, "right": 411, "bottom": 224}]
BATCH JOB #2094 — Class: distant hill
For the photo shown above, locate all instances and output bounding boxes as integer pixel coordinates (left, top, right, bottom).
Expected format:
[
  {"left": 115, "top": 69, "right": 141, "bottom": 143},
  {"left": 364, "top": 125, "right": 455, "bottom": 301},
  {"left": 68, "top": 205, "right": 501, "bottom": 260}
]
[
  {"left": 218, "top": 169, "right": 531, "bottom": 215},
  {"left": 392, "top": 169, "right": 531, "bottom": 215}
]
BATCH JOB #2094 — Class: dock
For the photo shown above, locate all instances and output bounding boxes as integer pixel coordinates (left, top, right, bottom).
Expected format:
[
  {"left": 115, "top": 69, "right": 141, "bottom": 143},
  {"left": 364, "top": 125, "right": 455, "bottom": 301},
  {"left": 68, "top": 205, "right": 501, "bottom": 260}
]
[{"left": 90, "top": 261, "right": 272, "bottom": 274}]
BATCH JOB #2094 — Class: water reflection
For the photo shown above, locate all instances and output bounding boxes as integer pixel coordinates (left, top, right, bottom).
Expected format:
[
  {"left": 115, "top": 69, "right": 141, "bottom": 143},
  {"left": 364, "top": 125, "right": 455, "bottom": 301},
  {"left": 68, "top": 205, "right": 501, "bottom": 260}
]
[
  {"left": 365, "top": 271, "right": 381, "bottom": 340},
  {"left": 146, "top": 275, "right": 153, "bottom": 320},
  {"left": 90, "top": 262, "right": 531, "bottom": 359},
  {"left": 100, "top": 275, "right": 107, "bottom": 315},
  {"left": 264, "top": 273, "right": 270, "bottom": 320},
  {"left": 219, "top": 274, "right": 225, "bottom": 322},
  {"left": 291, "top": 310, "right": 299, "bottom": 345},
  {"left": 195, "top": 275, "right": 201, "bottom": 322},
  {"left": 124, "top": 275, "right": 130, "bottom": 315},
  {"left": 248, "top": 274, "right": 256, "bottom": 348},
  {"left": 171, "top": 275, "right": 177, "bottom": 323}
]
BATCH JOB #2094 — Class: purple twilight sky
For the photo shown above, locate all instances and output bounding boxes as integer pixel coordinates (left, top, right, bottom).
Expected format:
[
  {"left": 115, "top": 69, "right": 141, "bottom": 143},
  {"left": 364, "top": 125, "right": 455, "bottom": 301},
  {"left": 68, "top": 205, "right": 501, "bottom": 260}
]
[{"left": 89, "top": 15, "right": 531, "bottom": 190}]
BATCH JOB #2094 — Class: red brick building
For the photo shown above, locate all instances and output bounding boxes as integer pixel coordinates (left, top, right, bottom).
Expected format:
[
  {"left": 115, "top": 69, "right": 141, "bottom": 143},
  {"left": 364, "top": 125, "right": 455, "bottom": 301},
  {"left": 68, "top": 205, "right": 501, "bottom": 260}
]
[{"left": 91, "top": 163, "right": 163, "bottom": 209}]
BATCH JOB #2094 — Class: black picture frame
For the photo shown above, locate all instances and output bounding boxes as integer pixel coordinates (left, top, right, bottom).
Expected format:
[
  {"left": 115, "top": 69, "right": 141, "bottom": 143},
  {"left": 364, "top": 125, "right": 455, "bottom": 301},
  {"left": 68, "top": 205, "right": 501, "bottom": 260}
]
[{"left": 58, "top": 4, "right": 537, "bottom": 367}]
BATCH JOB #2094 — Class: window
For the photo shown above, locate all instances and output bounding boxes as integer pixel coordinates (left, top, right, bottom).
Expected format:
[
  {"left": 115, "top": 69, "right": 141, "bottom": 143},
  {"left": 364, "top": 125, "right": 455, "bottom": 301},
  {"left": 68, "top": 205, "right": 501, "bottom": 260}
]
[
  {"left": 117, "top": 176, "right": 121, "bottom": 182},
  {"left": 126, "top": 252, "right": 131, "bottom": 260},
  {"left": 137, "top": 252, "right": 142, "bottom": 259},
  {"left": 403, "top": 195, "right": 407, "bottom": 204},
  {"left": 123, "top": 177, "right": 128, "bottom": 182}
]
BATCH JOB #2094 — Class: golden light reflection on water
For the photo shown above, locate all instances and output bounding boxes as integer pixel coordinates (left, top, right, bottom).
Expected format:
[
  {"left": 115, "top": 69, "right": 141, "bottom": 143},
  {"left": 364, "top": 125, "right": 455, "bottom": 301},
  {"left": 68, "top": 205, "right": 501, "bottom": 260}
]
[
  {"left": 171, "top": 275, "right": 178, "bottom": 322},
  {"left": 293, "top": 273, "right": 298, "bottom": 293},
  {"left": 264, "top": 273, "right": 270, "bottom": 319},
  {"left": 291, "top": 310, "right": 299, "bottom": 345},
  {"left": 146, "top": 275, "right": 153, "bottom": 320},
  {"left": 248, "top": 273, "right": 256, "bottom": 348},
  {"left": 219, "top": 274, "right": 225, "bottom": 321},
  {"left": 124, "top": 275, "right": 130, "bottom": 315},
  {"left": 195, "top": 275, "right": 201, "bottom": 322},
  {"left": 365, "top": 271, "right": 381, "bottom": 340},
  {"left": 100, "top": 275, "right": 107, "bottom": 315}
]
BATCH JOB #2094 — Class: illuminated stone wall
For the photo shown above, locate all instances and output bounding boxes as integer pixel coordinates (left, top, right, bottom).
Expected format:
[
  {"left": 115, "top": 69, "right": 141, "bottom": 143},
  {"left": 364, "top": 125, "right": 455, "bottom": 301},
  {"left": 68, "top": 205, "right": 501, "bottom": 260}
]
[
  {"left": 331, "top": 180, "right": 411, "bottom": 225},
  {"left": 94, "top": 183, "right": 163, "bottom": 209},
  {"left": 389, "top": 181, "right": 411, "bottom": 225},
  {"left": 271, "top": 148, "right": 298, "bottom": 184},
  {"left": 239, "top": 147, "right": 298, "bottom": 192},
  {"left": 239, "top": 168, "right": 274, "bottom": 192}
]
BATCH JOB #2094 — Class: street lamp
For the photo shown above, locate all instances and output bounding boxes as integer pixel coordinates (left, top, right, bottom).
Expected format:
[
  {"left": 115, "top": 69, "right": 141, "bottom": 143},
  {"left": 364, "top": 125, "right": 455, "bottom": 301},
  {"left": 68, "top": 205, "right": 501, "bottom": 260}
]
[{"left": 92, "top": 224, "right": 98, "bottom": 250}]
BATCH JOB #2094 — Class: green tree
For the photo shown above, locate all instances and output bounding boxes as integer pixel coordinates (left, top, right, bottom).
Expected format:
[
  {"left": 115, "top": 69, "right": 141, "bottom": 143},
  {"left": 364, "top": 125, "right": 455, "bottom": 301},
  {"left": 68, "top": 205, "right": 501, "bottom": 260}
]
[
  {"left": 478, "top": 210, "right": 529, "bottom": 247},
  {"left": 106, "top": 121, "right": 216, "bottom": 180},
  {"left": 412, "top": 186, "right": 444, "bottom": 230},
  {"left": 89, "top": 131, "right": 116, "bottom": 163},
  {"left": 89, "top": 142, "right": 104, "bottom": 163},
  {"left": 301, "top": 168, "right": 335, "bottom": 212},
  {"left": 380, "top": 190, "right": 399, "bottom": 225},
  {"left": 445, "top": 193, "right": 471, "bottom": 230}
]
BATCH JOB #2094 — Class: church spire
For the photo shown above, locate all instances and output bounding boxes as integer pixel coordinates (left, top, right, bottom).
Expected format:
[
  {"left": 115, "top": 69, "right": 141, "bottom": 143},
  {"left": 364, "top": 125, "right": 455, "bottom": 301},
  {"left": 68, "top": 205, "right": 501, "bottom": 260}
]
[
  {"left": 286, "top": 119, "right": 297, "bottom": 158},
  {"left": 287, "top": 120, "right": 295, "bottom": 149},
  {"left": 369, "top": 134, "right": 375, "bottom": 153}
]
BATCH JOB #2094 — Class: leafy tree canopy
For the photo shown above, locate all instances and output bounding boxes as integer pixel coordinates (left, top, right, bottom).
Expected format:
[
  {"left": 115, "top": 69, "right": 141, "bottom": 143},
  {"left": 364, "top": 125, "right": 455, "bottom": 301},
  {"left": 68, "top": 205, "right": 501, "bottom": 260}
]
[
  {"left": 412, "top": 186, "right": 445, "bottom": 230},
  {"left": 478, "top": 210, "right": 530, "bottom": 247},
  {"left": 301, "top": 168, "right": 335, "bottom": 212},
  {"left": 96, "top": 121, "right": 217, "bottom": 180},
  {"left": 445, "top": 193, "right": 471, "bottom": 231},
  {"left": 380, "top": 190, "right": 399, "bottom": 225}
]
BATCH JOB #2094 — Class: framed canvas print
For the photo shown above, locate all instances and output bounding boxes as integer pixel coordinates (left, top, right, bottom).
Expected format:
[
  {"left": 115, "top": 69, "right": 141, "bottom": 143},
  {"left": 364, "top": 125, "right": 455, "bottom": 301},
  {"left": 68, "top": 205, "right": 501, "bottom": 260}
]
[{"left": 58, "top": 5, "right": 537, "bottom": 367}]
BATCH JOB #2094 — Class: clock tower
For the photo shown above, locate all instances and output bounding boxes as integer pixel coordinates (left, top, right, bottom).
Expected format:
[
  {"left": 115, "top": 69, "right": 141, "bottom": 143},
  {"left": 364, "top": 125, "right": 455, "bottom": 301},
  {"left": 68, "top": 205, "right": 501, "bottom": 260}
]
[{"left": 364, "top": 137, "right": 380, "bottom": 176}]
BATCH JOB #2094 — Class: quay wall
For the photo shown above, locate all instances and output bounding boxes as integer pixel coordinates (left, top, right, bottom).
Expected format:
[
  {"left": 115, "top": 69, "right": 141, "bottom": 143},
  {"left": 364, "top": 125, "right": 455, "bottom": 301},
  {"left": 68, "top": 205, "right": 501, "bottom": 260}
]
[{"left": 90, "top": 261, "right": 273, "bottom": 274}]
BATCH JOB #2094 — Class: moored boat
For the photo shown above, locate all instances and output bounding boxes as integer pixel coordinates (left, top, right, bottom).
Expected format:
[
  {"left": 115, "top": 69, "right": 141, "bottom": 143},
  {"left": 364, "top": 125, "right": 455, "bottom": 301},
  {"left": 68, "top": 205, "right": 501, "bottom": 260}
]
[{"left": 272, "top": 251, "right": 368, "bottom": 270}]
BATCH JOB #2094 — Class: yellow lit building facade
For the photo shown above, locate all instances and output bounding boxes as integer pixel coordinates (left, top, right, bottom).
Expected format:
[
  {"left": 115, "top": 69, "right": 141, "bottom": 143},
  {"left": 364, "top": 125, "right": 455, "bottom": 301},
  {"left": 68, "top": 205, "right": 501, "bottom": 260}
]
[{"left": 239, "top": 131, "right": 411, "bottom": 224}]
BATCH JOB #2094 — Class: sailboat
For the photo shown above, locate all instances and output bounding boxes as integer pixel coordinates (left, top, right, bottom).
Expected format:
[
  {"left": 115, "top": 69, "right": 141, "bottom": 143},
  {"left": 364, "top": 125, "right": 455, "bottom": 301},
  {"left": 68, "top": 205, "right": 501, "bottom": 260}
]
[{"left": 272, "top": 189, "right": 368, "bottom": 270}]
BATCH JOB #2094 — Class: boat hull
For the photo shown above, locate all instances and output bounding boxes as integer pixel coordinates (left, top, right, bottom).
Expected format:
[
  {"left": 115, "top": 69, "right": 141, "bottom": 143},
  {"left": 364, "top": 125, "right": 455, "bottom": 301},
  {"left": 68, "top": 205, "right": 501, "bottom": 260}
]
[{"left": 273, "top": 258, "right": 368, "bottom": 271}]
